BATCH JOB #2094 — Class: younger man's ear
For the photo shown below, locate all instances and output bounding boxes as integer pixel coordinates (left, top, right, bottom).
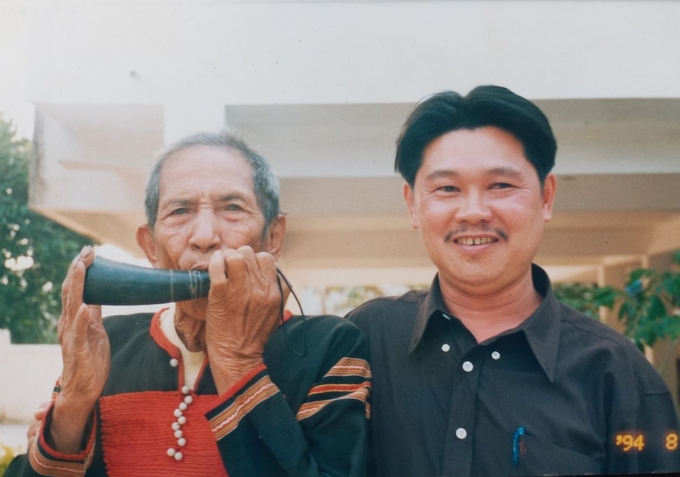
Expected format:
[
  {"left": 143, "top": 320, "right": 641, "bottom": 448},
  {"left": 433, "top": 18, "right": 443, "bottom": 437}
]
[
  {"left": 403, "top": 182, "right": 419, "bottom": 230},
  {"left": 542, "top": 173, "right": 557, "bottom": 222}
]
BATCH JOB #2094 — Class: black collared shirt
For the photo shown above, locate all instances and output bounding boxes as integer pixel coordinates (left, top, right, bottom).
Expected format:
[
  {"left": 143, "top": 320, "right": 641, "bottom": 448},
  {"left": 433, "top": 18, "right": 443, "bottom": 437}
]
[{"left": 348, "top": 264, "right": 680, "bottom": 476}]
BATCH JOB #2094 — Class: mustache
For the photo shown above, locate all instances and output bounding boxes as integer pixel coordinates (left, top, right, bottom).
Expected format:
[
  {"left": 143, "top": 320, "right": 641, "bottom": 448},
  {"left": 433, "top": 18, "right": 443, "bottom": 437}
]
[{"left": 444, "top": 225, "right": 509, "bottom": 243}]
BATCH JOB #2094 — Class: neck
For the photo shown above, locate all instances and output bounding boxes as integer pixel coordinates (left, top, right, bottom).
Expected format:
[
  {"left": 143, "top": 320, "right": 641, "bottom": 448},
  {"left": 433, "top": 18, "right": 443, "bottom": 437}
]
[
  {"left": 439, "top": 269, "right": 542, "bottom": 343},
  {"left": 174, "top": 304, "right": 207, "bottom": 352}
]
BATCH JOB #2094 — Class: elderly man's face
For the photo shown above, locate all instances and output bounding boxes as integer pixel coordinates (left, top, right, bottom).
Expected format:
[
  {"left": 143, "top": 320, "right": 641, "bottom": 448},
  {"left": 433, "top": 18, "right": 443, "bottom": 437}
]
[
  {"left": 404, "top": 126, "right": 556, "bottom": 296},
  {"left": 139, "top": 145, "right": 284, "bottom": 273}
]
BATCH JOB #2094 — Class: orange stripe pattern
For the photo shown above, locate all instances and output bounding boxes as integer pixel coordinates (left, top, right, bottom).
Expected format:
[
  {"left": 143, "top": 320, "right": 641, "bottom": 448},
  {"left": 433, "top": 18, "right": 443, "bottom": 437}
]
[
  {"left": 28, "top": 438, "right": 92, "bottom": 477},
  {"left": 296, "top": 357, "right": 371, "bottom": 421},
  {"left": 209, "top": 374, "right": 279, "bottom": 440}
]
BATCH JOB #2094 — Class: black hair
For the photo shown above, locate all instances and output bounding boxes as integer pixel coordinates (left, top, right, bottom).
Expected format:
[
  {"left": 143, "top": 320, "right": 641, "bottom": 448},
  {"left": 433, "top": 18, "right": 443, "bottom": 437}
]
[{"left": 395, "top": 85, "right": 557, "bottom": 186}]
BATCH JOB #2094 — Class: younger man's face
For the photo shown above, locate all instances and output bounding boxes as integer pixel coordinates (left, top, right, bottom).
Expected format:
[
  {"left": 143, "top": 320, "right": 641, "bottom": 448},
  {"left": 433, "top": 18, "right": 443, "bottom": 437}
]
[{"left": 403, "top": 126, "right": 556, "bottom": 297}]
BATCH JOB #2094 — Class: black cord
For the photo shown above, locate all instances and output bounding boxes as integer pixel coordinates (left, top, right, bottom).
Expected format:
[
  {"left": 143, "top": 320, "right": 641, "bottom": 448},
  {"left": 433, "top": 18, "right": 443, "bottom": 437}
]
[{"left": 276, "top": 268, "right": 307, "bottom": 357}]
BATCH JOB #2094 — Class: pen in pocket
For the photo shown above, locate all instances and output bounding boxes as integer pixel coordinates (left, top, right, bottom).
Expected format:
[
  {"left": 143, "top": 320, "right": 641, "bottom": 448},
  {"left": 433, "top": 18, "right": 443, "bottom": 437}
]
[{"left": 513, "top": 426, "right": 525, "bottom": 466}]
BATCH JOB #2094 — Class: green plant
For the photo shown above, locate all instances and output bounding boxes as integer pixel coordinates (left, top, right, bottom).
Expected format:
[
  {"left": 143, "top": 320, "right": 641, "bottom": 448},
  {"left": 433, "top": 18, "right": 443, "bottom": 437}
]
[
  {"left": 554, "top": 251, "right": 680, "bottom": 373},
  {"left": 553, "top": 282, "right": 620, "bottom": 320},
  {"left": 0, "top": 114, "right": 94, "bottom": 343},
  {"left": 0, "top": 443, "right": 15, "bottom": 476},
  {"left": 618, "top": 251, "right": 680, "bottom": 373}
]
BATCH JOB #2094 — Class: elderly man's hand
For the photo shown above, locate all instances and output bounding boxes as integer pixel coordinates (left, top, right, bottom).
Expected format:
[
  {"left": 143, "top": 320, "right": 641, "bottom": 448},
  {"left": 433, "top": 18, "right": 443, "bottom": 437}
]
[
  {"left": 49, "top": 246, "right": 111, "bottom": 454},
  {"left": 204, "top": 246, "right": 286, "bottom": 393},
  {"left": 26, "top": 401, "right": 50, "bottom": 450}
]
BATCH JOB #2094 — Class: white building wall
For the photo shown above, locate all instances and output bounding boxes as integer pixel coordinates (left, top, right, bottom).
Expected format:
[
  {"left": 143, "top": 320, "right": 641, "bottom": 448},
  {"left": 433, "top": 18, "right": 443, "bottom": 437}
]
[{"left": 0, "top": 330, "right": 61, "bottom": 423}]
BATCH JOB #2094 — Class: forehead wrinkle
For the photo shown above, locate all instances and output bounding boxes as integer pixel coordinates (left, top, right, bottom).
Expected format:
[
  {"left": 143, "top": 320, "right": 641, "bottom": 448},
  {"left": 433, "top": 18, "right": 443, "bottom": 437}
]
[{"left": 214, "top": 192, "right": 250, "bottom": 203}]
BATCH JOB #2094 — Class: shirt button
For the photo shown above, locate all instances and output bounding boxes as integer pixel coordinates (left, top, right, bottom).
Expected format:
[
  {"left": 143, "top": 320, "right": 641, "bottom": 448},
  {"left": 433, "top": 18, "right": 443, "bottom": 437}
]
[
  {"left": 441, "top": 344, "right": 451, "bottom": 352},
  {"left": 462, "top": 361, "right": 474, "bottom": 372},
  {"left": 169, "top": 358, "right": 179, "bottom": 367},
  {"left": 456, "top": 428, "right": 467, "bottom": 439},
  {"left": 491, "top": 351, "right": 501, "bottom": 360}
]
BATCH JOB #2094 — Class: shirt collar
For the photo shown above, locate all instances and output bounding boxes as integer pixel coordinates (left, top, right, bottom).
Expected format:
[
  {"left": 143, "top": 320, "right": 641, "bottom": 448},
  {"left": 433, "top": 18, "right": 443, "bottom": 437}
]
[
  {"left": 408, "top": 264, "right": 561, "bottom": 383},
  {"left": 409, "top": 274, "right": 449, "bottom": 355}
]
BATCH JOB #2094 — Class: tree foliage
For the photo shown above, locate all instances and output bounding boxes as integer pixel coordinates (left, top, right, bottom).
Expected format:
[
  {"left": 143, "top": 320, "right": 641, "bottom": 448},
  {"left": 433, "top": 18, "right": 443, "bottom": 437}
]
[
  {"left": 554, "top": 254, "right": 680, "bottom": 373},
  {"left": 0, "top": 115, "right": 94, "bottom": 343}
]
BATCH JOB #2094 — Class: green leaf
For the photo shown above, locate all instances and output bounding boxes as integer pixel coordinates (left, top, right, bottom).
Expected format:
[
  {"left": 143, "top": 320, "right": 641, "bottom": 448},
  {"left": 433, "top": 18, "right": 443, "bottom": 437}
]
[
  {"left": 646, "top": 295, "right": 667, "bottom": 321},
  {"left": 628, "top": 268, "right": 655, "bottom": 283},
  {"left": 0, "top": 114, "right": 95, "bottom": 343},
  {"left": 673, "top": 250, "right": 680, "bottom": 265}
]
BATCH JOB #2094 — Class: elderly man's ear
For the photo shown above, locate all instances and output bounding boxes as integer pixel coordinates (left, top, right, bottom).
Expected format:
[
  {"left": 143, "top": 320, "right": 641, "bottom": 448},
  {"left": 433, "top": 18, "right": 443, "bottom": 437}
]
[
  {"left": 136, "top": 225, "right": 160, "bottom": 267},
  {"left": 265, "top": 214, "right": 286, "bottom": 261}
]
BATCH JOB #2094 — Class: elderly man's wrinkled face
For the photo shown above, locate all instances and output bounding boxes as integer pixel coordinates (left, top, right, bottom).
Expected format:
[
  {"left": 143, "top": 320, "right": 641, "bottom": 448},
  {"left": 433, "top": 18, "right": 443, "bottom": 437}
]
[
  {"left": 404, "top": 126, "right": 556, "bottom": 297},
  {"left": 137, "top": 145, "right": 285, "bottom": 319}
]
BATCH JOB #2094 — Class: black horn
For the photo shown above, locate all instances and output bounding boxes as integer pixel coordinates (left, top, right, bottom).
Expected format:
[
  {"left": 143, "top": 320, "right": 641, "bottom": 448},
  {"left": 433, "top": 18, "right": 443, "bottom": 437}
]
[{"left": 83, "top": 256, "right": 211, "bottom": 306}]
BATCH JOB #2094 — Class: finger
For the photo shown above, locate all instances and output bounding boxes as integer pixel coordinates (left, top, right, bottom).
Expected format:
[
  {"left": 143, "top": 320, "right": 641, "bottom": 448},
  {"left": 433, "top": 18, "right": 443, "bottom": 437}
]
[
  {"left": 34, "top": 401, "right": 51, "bottom": 420},
  {"left": 79, "top": 246, "right": 95, "bottom": 268},
  {"left": 208, "top": 250, "right": 227, "bottom": 287},
  {"left": 254, "top": 251, "right": 278, "bottom": 288},
  {"left": 58, "top": 256, "right": 82, "bottom": 341},
  {"left": 63, "top": 263, "right": 87, "bottom": 340},
  {"left": 223, "top": 247, "right": 250, "bottom": 288},
  {"left": 27, "top": 420, "right": 40, "bottom": 438},
  {"left": 68, "top": 249, "right": 90, "bottom": 303},
  {"left": 72, "top": 303, "right": 90, "bottom": 344}
]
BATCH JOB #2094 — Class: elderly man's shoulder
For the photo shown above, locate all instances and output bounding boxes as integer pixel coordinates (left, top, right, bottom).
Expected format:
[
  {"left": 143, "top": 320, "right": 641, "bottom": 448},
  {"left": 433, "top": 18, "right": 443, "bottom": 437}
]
[
  {"left": 345, "top": 288, "right": 426, "bottom": 329},
  {"left": 279, "top": 313, "right": 365, "bottom": 344}
]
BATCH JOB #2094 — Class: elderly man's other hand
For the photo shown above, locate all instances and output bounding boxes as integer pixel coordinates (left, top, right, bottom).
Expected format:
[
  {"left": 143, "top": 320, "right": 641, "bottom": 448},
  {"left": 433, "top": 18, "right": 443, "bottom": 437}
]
[
  {"left": 26, "top": 401, "right": 50, "bottom": 450},
  {"left": 205, "top": 246, "right": 286, "bottom": 393},
  {"left": 50, "top": 246, "right": 111, "bottom": 454}
]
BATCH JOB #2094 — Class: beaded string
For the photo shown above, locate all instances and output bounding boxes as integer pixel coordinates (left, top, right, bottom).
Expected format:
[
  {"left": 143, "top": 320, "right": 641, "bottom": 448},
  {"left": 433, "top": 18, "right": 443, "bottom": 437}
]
[{"left": 165, "top": 268, "right": 305, "bottom": 461}]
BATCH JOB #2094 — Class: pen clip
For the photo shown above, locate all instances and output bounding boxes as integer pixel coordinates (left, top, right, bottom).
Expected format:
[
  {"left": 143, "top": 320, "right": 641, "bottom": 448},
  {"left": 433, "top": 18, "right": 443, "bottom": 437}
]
[{"left": 512, "top": 426, "right": 525, "bottom": 466}]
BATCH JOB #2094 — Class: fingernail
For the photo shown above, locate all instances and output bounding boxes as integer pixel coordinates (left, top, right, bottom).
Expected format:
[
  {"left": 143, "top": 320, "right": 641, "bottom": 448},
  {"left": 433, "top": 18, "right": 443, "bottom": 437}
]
[{"left": 80, "top": 246, "right": 92, "bottom": 259}]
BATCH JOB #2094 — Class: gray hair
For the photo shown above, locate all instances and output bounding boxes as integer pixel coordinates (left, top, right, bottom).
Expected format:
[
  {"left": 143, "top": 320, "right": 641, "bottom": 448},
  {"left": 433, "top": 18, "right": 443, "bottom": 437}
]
[{"left": 144, "top": 131, "right": 281, "bottom": 232}]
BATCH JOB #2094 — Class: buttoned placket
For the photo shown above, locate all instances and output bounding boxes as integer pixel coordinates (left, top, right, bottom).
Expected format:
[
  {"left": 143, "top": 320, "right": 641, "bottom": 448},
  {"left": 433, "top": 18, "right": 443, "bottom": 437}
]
[{"left": 440, "top": 316, "right": 506, "bottom": 477}]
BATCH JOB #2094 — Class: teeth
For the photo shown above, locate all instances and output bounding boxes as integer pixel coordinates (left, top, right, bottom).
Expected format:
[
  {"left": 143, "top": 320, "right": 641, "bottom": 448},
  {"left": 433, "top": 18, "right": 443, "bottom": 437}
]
[{"left": 458, "top": 237, "right": 494, "bottom": 246}]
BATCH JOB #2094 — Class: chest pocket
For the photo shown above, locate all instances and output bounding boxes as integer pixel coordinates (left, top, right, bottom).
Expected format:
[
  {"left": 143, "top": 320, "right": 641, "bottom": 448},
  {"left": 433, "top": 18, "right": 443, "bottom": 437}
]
[{"left": 513, "top": 434, "right": 603, "bottom": 476}]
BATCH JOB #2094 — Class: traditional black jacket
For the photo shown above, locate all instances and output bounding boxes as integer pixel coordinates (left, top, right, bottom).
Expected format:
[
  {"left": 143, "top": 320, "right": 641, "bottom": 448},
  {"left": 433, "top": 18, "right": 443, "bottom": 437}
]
[{"left": 7, "top": 310, "right": 371, "bottom": 477}]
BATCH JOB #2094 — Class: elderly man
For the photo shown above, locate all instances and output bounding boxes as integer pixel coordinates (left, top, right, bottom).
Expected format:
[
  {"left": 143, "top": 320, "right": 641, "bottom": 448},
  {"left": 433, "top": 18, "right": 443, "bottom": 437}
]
[
  {"left": 8, "top": 132, "right": 370, "bottom": 477},
  {"left": 347, "top": 86, "right": 680, "bottom": 476}
]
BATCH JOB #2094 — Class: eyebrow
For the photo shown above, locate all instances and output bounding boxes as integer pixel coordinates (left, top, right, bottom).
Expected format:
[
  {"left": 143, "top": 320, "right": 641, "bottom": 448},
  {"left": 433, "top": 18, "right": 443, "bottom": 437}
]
[{"left": 423, "top": 167, "right": 524, "bottom": 181}]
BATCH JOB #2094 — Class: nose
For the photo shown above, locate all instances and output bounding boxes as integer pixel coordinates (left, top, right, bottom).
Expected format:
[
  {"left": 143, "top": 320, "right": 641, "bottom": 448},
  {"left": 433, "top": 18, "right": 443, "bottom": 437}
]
[
  {"left": 189, "top": 210, "right": 221, "bottom": 253},
  {"left": 454, "top": 190, "right": 493, "bottom": 224}
]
